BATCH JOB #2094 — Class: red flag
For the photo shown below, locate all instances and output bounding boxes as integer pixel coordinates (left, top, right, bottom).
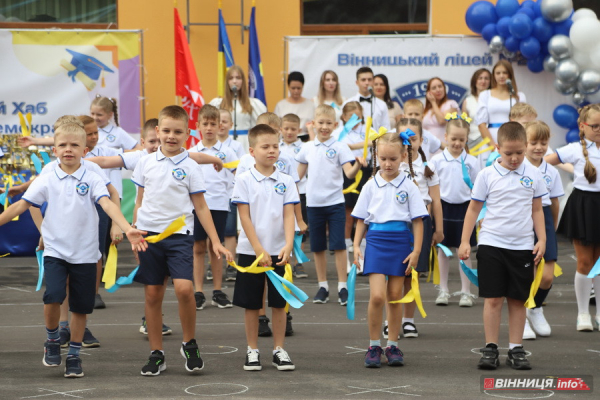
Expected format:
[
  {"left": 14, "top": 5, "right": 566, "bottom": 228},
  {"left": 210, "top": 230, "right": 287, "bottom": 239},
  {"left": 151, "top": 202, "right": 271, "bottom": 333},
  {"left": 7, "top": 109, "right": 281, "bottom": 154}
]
[{"left": 174, "top": 8, "right": 204, "bottom": 147}]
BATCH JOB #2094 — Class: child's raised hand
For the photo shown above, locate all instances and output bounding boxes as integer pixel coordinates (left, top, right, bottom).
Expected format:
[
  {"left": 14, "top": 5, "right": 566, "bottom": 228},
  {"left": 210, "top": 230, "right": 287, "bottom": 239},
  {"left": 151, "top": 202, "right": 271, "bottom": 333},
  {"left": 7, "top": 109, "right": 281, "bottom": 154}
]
[
  {"left": 18, "top": 136, "right": 35, "bottom": 148},
  {"left": 403, "top": 251, "right": 420, "bottom": 275},
  {"left": 276, "top": 245, "right": 293, "bottom": 266},
  {"left": 213, "top": 242, "right": 233, "bottom": 262},
  {"left": 458, "top": 242, "right": 471, "bottom": 260},
  {"left": 532, "top": 240, "right": 545, "bottom": 266},
  {"left": 126, "top": 228, "right": 148, "bottom": 252}
]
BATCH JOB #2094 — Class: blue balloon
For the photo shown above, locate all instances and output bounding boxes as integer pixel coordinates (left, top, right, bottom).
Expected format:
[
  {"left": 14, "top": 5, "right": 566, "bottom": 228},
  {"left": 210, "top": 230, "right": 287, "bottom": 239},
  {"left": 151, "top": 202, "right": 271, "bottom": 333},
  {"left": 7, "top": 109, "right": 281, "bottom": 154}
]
[
  {"left": 505, "top": 36, "right": 521, "bottom": 52},
  {"left": 532, "top": 17, "right": 553, "bottom": 43},
  {"left": 520, "top": 36, "right": 541, "bottom": 58},
  {"left": 482, "top": 23, "right": 499, "bottom": 43},
  {"left": 553, "top": 104, "right": 580, "bottom": 129},
  {"left": 553, "top": 19, "right": 573, "bottom": 37},
  {"left": 533, "top": 0, "right": 542, "bottom": 18},
  {"left": 517, "top": 7, "right": 536, "bottom": 20},
  {"left": 497, "top": 16, "right": 512, "bottom": 38},
  {"left": 521, "top": 0, "right": 535, "bottom": 10},
  {"left": 565, "top": 128, "right": 580, "bottom": 143},
  {"left": 527, "top": 54, "right": 545, "bottom": 73},
  {"left": 496, "top": 0, "right": 520, "bottom": 18},
  {"left": 509, "top": 13, "right": 533, "bottom": 39},
  {"left": 465, "top": 1, "right": 499, "bottom": 34}
]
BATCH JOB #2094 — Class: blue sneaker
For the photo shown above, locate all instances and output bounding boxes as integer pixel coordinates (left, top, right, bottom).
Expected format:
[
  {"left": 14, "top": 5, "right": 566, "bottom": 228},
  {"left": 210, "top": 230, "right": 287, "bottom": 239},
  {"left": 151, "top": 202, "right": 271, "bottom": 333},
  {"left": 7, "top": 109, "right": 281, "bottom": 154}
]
[
  {"left": 385, "top": 346, "right": 405, "bottom": 366},
  {"left": 59, "top": 327, "right": 70, "bottom": 348},
  {"left": 338, "top": 288, "right": 348, "bottom": 306},
  {"left": 64, "top": 355, "right": 84, "bottom": 378},
  {"left": 364, "top": 346, "right": 382, "bottom": 368},
  {"left": 313, "top": 287, "right": 329, "bottom": 304},
  {"left": 43, "top": 340, "right": 61, "bottom": 367},
  {"left": 82, "top": 328, "right": 100, "bottom": 348}
]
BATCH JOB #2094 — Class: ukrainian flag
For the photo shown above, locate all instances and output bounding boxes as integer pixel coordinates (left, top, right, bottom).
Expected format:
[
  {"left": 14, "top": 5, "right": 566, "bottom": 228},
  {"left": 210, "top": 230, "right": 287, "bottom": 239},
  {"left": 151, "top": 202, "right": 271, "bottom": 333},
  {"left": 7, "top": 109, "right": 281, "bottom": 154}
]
[
  {"left": 248, "top": 2, "right": 266, "bottom": 106},
  {"left": 217, "top": 8, "right": 235, "bottom": 97}
]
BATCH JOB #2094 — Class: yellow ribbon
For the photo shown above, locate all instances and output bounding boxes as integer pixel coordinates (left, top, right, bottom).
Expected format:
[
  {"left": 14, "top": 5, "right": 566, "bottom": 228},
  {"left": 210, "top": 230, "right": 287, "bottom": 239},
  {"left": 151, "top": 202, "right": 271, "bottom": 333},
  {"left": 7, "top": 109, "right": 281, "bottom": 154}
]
[
  {"left": 283, "top": 264, "right": 293, "bottom": 313},
  {"left": 469, "top": 137, "right": 491, "bottom": 153},
  {"left": 390, "top": 269, "right": 427, "bottom": 318},
  {"left": 444, "top": 112, "right": 458, "bottom": 121},
  {"left": 367, "top": 126, "right": 388, "bottom": 142},
  {"left": 18, "top": 112, "right": 32, "bottom": 136},
  {"left": 460, "top": 112, "right": 473, "bottom": 124},
  {"left": 554, "top": 263, "right": 563, "bottom": 277},
  {"left": 145, "top": 215, "right": 186, "bottom": 243},
  {"left": 342, "top": 169, "right": 362, "bottom": 195},
  {"left": 223, "top": 160, "right": 240, "bottom": 169},
  {"left": 0, "top": 253, "right": 9, "bottom": 257},
  {"left": 362, "top": 116, "right": 373, "bottom": 160},
  {"left": 228, "top": 253, "right": 274, "bottom": 274},
  {"left": 427, "top": 246, "right": 440, "bottom": 285},
  {"left": 525, "top": 259, "right": 545, "bottom": 309},
  {"left": 102, "top": 244, "right": 118, "bottom": 289},
  {"left": 470, "top": 146, "right": 495, "bottom": 156}
]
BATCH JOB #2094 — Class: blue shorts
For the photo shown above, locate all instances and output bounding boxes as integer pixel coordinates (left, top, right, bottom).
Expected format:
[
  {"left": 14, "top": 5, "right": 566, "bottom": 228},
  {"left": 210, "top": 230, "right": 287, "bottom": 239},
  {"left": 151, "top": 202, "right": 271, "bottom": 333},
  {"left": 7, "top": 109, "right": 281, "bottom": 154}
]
[
  {"left": 96, "top": 203, "right": 109, "bottom": 256},
  {"left": 134, "top": 233, "right": 194, "bottom": 285},
  {"left": 537, "top": 206, "right": 558, "bottom": 262},
  {"left": 224, "top": 202, "right": 238, "bottom": 237},
  {"left": 232, "top": 254, "right": 286, "bottom": 309},
  {"left": 307, "top": 203, "right": 346, "bottom": 252},
  {"left": 364, "top": 223, "right": 412, "bottom": 277},
  {"left": 193, "top": 209, "right": 227, "bottom": 242},
  {"left": 43, "top": 256, "right": 96, "bottom": 314}
]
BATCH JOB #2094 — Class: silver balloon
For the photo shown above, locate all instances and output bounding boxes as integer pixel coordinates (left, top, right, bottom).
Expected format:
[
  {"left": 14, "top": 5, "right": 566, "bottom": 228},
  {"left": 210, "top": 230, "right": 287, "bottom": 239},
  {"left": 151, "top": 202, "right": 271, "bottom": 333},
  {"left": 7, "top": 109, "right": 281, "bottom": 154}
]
[
  {"left": 489, "top": 36, "right": 504, "bottom": 54},
  {"left": 555, "top": 59, "right": 580, "bottom": 84},
  {"left": 548, "top": 35, "right": 573, "bottom": 60},
  {"left": 554, "top": 78, "right": 576, "bottom": 95},
  {"left": 502, "top": 49, "right": 516, "bottom": 59},
  {"left": 577, "top": 70, "right": 600, "bottom": 94},
  {"left": 543, "top": 55, "right": 558, "bottom": 72},
  {"left": 541, "top": 0, "right": 574, "bottom": 23},
  {"left": 572, "top": 91, "right": 587, "bottom": 106}
]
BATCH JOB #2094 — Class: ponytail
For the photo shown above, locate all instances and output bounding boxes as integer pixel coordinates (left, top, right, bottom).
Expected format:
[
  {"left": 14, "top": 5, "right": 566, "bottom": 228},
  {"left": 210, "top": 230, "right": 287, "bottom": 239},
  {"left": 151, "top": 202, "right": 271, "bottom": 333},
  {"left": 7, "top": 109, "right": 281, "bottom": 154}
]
[{"left": 577, "top": 104, "right": 599, "bottom": 184}]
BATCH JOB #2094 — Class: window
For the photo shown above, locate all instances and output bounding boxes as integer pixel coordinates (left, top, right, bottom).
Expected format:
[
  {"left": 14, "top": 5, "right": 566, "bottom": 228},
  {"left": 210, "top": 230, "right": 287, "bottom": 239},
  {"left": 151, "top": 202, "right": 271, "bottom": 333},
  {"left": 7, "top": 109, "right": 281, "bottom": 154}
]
[
  {"left": 0, "top": 0, "right": 117, "bottom": 28},
  {"left": 301, "top": 0, "right": 429, "bottom": 35}
]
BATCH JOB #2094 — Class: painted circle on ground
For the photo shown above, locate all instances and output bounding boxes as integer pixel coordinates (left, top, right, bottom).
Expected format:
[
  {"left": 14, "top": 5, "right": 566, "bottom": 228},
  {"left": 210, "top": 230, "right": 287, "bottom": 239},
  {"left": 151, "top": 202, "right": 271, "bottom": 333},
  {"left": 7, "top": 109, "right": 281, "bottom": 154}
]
[
  {"left": 471, "top": 347, "right": 532, "bottom": 357},
  {"left": 185, "top": 383, "right": 249, "bottom": 397},
  {"left": 198, "top": 345, "right": 238, "bottom": 355},
  {"left": 483, "top": 389, "right": 554, "bottom": 399}
]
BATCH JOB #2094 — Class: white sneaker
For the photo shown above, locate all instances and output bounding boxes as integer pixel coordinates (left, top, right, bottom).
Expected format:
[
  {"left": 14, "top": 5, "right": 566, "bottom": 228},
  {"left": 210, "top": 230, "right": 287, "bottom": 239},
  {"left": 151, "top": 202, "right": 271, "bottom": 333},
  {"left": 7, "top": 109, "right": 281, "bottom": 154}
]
[
  {"left": 382, "top": 321, "right": 388, "bottom": 339},
  {"left": 594, "top": 315, "right": 600, "bottom": 331},
  {"left": 458, "top": 293, "right": 475, "bottom": 307},
  {"left": 527, "top": 308, "right": 551, "bottom": 336},
  {"left": 577, "top": 313, "right": 593, "bottom": 332},
  {"left": 523, "top": 319, "right": 536, "bottom": 340},
  {"left": 435, "top": 290, "right": 450, "bottom": 306}
]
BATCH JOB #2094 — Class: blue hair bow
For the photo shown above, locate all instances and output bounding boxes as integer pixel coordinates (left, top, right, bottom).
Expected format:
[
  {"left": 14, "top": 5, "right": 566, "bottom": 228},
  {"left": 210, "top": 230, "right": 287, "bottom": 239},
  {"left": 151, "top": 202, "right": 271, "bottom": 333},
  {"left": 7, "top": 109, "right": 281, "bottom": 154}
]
[{"left": 399, "top": 128, "right": 416, "bottom": 145}]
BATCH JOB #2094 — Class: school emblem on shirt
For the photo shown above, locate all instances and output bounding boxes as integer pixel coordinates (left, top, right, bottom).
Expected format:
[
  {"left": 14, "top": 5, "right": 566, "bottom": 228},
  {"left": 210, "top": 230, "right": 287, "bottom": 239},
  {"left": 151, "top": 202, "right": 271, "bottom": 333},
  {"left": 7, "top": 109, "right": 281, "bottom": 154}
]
[
  {"left": 75, "top": 182, "right": 90, "bottom": 196},
  {"left": 396, "top": 190, "right": 408, "bottom": 204},
  {"left": 325, "top": 149, "right": 337, "bottom": 159},
  {"left": 172, "top": 168, "right": 187, "bottom": 181},
  {"left": 275, "top": 159, "right": 286, "bottom": 171},
  {"left": 360, "top": 131, "right": 366, "bottom": 140},
  {"left": 106, "top": 134, "right": 116, "bottom": 143},
  {"left": 520, "top": 176, "right": 533, "bottom": 189},
  {"left": 274, "top": 182, "right": 287, "bottom": 195},
  {"left": 423, "top": 136, "right": 429, "bottom": 144},
  {"left": 543, "top": 174, "right": 552, "bottom": 189},
  {"left": 294, "top": 147, "right": 301, "bottom": 154},
  {"left": 216, "top": 152, "right": 226, "bottom": 160}
]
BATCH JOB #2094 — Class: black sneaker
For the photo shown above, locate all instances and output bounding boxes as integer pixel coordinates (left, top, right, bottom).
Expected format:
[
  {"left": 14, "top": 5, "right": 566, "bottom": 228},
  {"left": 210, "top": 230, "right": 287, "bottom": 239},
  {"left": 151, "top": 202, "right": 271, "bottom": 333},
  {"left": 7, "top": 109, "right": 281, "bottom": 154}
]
[
  {"left": 180, "top": 339, "right": 204, "bottom": 372},
  {"left": 211, "top": 291, "right": 233, "bottom": 308},
  {"left": 64, "top": 355, "right": 84, "bottom": 378},
  {"left": 338, "top": 288, "right": 349, "bottom": 306},
  {"left": 43, "top": 339, "right": 61, "bottom": 367},
  {"left": 258, "top": 315, "right": 272, "bottom": 337},
  {"left": 141, "top": 350, "right": 166, "bottom": 376},
  {"left": 506, "top": 347, "right": 532, "bottom": 370},
  {"left": 313, "top": 287, "right": 329, "bottom": 304},
  {"left": 140, "top": 317, "right": 173, "bottom": 335},
  {"left": 244, "top": 347, "right": 262, "bottom": 371},
  {"left": 293, "top": 264, "right": 308, "bottom": 278},
  {"left": 206, "top": 266, "right": 213, "bottom": 281},
  {"left": 195, "top": 292, "right": 206, "bottom": 310},
  {"left": 478, "top": 344, "right": 499, "bottom": 370},
  {"left": 59, "top": 327, "right": 70, "bottom": 348},
  {"left": 272, "top": 347, "right": 295, "bottom": 371},
  {"left": 82, "top": 328, "right": 100, "bottom": 348},
  {"left": 94, "top": 293, "right": 106, "bottom": 309},
  {"left": 225, "top": 265, "right": 237, "bottom": 281},
  {"left": 285, "top": 313, "right": 294, "bottom": 336},
  {"left": 402, "top": 322, "right": 419, "bottom": 338},
  {"left": 382, "top": 322, "right": 389, "bottom": 339}
]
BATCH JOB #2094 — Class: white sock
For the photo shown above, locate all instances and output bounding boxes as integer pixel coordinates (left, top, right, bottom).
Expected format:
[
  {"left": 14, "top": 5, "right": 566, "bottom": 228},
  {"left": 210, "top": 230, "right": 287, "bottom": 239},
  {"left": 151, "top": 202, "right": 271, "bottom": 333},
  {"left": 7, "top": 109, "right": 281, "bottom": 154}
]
[
  {"left": 438, "top": 249, "right": 450, "bottom": 292},
  {"left": 318, "top": 281, "right": 329, "bottom": 291},
  {"left": 402, "top": 318, "right": 416, "bottom": 330},
  {"left": 574, "top": 272, "right": 593, "bottom": 314},
  {"left": 459, "top": 255, "right": 472, "bottom": 294},
  {"left": 345, "top": 238, "right": 352, "bottom": 247},
  {"left": 338, "top": 282, "right": 347, "bottom": 291},
  {"left": 249, "top": 348, "right": 259, "bottom": 353},
  {"left": 509, "top": 343, "right": 521, "bottom": 350}
]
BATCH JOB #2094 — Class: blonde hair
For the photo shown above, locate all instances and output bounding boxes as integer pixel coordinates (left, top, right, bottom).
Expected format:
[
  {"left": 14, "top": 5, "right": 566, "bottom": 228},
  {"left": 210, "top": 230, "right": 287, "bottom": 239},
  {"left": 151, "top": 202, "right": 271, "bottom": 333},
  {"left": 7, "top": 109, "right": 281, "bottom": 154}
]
[
  {"left": 91, "top": 95, "right": 119, "bottom": 126},
  {"left": 403, "top": 99, "right": 424, "bottom": 111},
  {"left": 219, "top": 65, "right": 252, "bottom": 114},
  {"left": 372, "top": 132, "right": 414, "bottom": 183},
  {"left": 54, "top": 123, "right": 86, "bottom": 145},
  {"left": 317, "top": 70, "right": 343, "bottom": 106},
  {"left": 54, "top": 115, "right": 84, "bottom": 131},
  {"left": 397, "top": 117, "right": 435, "bottom": 179},
  {"left": 219, "top": 109, "right": 232, "bottom": 120},
  {"left": 315, "top": 104, "right": 336, "bottom": 120},
  {"left": 578, "top": 104, "right": 600, "bottom": 184},
  {"left": 158, "top": 105, "right": 189, "bottom": 126},
  {"left": 510, "top": 102, "right": 538, "bottom": 120},
  {"left": 282, "top": 113, "right": 300, "bottom": 125},
  {"left": 341, "top": 101, "right": 363, "bottom": 124},
  {"left": 525, "top": 120, "right": 550, "bottom": 142},
  {"left": 256, "top": 112, "right": 281, "bottom": 129}
]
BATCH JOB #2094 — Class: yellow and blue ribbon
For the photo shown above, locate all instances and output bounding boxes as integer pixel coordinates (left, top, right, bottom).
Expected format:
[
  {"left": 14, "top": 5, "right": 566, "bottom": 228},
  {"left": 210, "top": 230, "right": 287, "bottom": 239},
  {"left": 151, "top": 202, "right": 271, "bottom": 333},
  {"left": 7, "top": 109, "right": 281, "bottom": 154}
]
[
  {"left": 337, "top": 113, "right": 360, "bottom": 142},
  {"left": 293, "top": 233, "right": 310, "bottom": 263},
  {"left": 460, "top": 260, "right": 479, "bottom": 287},
  {"left": 390, "top": 268, "right": 427, "bottom": 318},
  {"left": 35, "top": 248, "right": 44, "bottom": 291},
  {"left": 347, "top": 264, "right": 357, "bottom": 320},
  {"left": 525, "top": 259, "right": 545, "bottom": 308},
  {"left": 18, "top": 112, "right": 32, "bottom": 137},
  {"left": 106, "top": 266, "right": 140, "bottom": 293}
]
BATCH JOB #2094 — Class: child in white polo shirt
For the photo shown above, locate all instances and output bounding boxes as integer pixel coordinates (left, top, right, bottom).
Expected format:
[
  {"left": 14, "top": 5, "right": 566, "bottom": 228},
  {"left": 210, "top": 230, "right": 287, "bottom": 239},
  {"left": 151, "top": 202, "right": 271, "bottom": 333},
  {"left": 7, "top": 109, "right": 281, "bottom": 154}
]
[
  {"left": 296, "top": 104, "right": 365, "bottom": 305},
  {"left": 459, "top": 122, "right": 546, "bottom": 371},
  {"left": 132, "top": 105, "right": 232, "bottom": 376},
  {"left": 231, "top": 124, "right": 299, "bottom": 371},
  {"left": 0, "top": 122, "right": 146, "bottom": 378}
]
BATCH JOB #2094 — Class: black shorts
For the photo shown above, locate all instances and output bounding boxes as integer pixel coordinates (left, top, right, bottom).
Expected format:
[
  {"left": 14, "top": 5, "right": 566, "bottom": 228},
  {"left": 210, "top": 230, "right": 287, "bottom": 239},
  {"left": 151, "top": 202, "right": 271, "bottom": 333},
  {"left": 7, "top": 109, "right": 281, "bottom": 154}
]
[
  {"left": 477, "top": 245, "right": 534, "bottom": 301},
  {"left": 232, "top": 254, "right": 286, "bottom": 310},
  {"left": 43, "top": 256, "right": 96, "bottom": 314},
  {"left": 193, "top": 209, "right": 228, "bottom": 242},
  {"left": 134, "top": 233, "right": 194, "bottom": 285}
]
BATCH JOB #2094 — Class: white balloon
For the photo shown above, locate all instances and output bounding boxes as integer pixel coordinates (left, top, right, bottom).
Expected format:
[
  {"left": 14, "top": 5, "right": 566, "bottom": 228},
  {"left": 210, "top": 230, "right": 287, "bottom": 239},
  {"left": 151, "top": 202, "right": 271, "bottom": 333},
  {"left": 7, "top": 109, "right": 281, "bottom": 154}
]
[
  {"left": 573, "top": 49, "right": 595, "bottom": 70},
  {"left": 590, "top": 45, "right": 600, "bottom": 69},
  {"left": 586, "top": 89, "right": 600, "bottom": 103},
  {"left": 571, "top": 8, "right": 597, "bottom": 22},
  {"left": 570, "top": 18, "right": 600, "bottom": 52}
]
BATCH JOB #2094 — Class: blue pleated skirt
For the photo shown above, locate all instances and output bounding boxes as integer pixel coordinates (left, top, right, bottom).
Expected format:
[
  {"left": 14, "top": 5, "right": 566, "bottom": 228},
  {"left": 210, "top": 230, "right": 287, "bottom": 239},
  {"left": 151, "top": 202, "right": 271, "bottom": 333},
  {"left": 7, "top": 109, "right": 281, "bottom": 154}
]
[{"left": 364, "top": 223, "right": 413, "bottom": 277}]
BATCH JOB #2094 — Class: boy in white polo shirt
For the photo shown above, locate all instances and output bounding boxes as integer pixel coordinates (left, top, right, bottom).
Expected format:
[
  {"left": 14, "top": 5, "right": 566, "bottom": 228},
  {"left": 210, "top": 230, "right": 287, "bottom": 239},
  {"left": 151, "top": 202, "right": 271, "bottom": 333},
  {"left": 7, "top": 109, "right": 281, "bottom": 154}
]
[
  {"left": 296, "top": 104, "right": 365, "bottom": 305},
  {"left": 189, "top": 105, "right": 238, "bottom": 310},
  {"left": 132, "top": 105, "right": 232, "bottom": 376},
  {"left": 459, "top": 122, "right": 547, "bottom": 371},
  {"left": 0, "top": 122, "right": 146, "bottom": 378},
  {"left": 231, "top": 124, "right": 299, "bottom": 371}
]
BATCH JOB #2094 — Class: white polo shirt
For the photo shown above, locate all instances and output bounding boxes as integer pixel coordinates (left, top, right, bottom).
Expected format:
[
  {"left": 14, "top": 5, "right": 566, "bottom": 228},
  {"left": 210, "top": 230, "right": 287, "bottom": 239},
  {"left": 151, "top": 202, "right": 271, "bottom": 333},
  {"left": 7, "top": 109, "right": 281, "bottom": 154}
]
[
  {"left": 472, "top": 159, "right": 547, "bottom": 250},
  {"left": 295, "top": 136, "right": 355, "bottom": 207},
  {"left": 431, "top": 149, "right": 481, "bottom": 204},
  {"left": 237, "top": 153, "right": 300, "bottom": 183},
  {"left": 400, "top": 153, "right": 439, "bottom": 205},
  {"left": 85, "top": 145, "right": 123, "bottom": 197},
  {"left": 131, "top": 147, "right": 206, "bottom": 234},
  {"left": 98, "top": 124, "right": 138, "bottom": 150},
  {"left": 352, "top": 171, "right": 428, "bottom": 224},
  {"left": 189, "top": 141, "right": 238, "bottom": 211},
  {"left": 42, "top": 159, "right": 110, "bottom": 186},
  {"left": 280, "top": 139, "right": 307, "bottom": 194},
  {"left": 524, "top": 158, "right": 564, "bottom": 207},
  {"left": 232, "top": 168, "right": 300, "bottom": 256},
  {"left": 422, "top": 129, "right": 442, "bottom": 160},
  {"left": 338, "top": 125, "right": 372, "bottom": 162},
  {"left": 119, "top": 149, "right": 149, "bottom": 171},
  {"left": 556, "top": 139, "right": 600, "bottom": 192},
  {"left": 220, "top": 136, "right": 246, "bottom": 159},
  {"left": 23, "top": 164, "right": 109, "bottom": 264}
]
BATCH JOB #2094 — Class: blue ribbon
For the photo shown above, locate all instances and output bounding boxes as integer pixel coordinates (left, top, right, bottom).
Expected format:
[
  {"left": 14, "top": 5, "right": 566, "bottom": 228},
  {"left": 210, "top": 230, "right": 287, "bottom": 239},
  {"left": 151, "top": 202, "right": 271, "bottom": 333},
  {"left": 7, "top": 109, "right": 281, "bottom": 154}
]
[
  {"left": 476, "top": 203, "right": 487, "bottom": 222},
  {"left": 399, "top": 128, "right": 416, "bottom": 145},
  {"left": 486, "top": 151, "right": 501, "bottom": 167},
  {"left": 330, "top": 101, "right": 340, "bottom": 110},
  {"left": 293, "top": 232, "right": 310, "bottom": 263},
  {"left": 337, "top": 113, "right": 360, "bottom": 142},
  {"left": 106, "top": 266, "right": 140, "bottom": 293},
  {"left": 40, "top": 151, "right": 51, "bottom": 164},
  {"left": 347, "top": 264, "right": 357, "bottom": 320},
  {"left": 587, "top": 257, "right": 600, "bottom": 278},
  {"left": 460, "top": 156, "right": 473, "bottom": 189},
  {"left": 31, "top": 154, "right": 42, "bottom": 174},
  {"left": 460, "top": 260, "right": 479, "bottom": 287},
  {"left": 265, "top": 270, "right": 309, "bottom": 309},
  {"left": 436, "top": 243, "right": 453, "bottom": 258},
  {"left": 36, "top": 249, "right": 44, "bottom": 291},
  {"left": 0, "top": 191, "right": 7, "bottom": 205}
]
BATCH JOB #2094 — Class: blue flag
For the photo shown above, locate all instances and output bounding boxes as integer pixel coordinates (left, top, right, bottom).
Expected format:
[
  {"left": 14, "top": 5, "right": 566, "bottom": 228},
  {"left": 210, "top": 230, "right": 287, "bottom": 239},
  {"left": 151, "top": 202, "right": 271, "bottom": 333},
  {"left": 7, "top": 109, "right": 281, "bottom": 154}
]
[
  {"left": 248, "top": 5, "right": 266, "bottom": 106},
  {"left": 217, "top": 8, "right": 235, "bottom": 98}
]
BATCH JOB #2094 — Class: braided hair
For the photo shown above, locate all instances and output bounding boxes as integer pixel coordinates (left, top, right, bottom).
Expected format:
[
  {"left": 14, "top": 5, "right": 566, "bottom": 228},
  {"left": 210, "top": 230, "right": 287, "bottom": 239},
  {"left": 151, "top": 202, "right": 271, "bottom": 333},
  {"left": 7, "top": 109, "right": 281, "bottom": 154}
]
[
  {"left": 397, "top": 117, "right": 435, "bottom": 179},
  {"left": 578, "top": 104, "right": 600, "bottom": 184}
]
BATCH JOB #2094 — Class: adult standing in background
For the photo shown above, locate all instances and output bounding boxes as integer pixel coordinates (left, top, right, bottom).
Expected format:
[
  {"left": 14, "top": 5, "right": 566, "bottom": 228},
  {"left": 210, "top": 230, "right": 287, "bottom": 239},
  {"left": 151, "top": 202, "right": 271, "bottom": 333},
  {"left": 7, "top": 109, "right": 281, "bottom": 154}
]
[
  {"left": 373, "top": 74, "right": 403, "bottom": 128},
  {"left": 274, "top": 71, "right": 315, "bottom": 140},
  {"left": 344, "top": 67, "right": 391, "bottom": 132},
  {"left": 312, "top": 70, "right": 345, "bottom": 123},
  {"left": 462, "top": 68, "right": 492, "bottom": 149},
  {"left": 422, "top": 77, "right": 459, "bottom": 146}
]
